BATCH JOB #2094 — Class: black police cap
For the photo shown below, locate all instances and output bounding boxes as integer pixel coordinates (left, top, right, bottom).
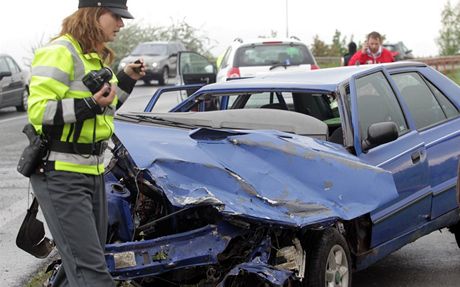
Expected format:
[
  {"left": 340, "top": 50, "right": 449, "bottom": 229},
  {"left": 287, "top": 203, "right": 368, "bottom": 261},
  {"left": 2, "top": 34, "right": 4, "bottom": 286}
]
[{"left": 78, "top": 0, "right": 134, "bottom": 19}]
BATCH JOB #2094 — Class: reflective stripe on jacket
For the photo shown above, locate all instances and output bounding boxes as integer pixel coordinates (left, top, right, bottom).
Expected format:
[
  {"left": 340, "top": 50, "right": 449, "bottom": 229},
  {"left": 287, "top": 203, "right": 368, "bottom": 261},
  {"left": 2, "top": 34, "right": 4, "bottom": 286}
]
[{"left": 28, "top": 34, "right": 118, "bottom": 175}]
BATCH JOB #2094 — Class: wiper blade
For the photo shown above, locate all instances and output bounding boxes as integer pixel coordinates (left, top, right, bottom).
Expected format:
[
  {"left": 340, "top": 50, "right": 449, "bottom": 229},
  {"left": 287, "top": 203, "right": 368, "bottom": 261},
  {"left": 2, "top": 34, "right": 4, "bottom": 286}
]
[
  {"left": 269, "top": 63, "right": 300, "bottom": 70},
  {"left": 116, "top": 113, "right": 197, "bottom": 129}
]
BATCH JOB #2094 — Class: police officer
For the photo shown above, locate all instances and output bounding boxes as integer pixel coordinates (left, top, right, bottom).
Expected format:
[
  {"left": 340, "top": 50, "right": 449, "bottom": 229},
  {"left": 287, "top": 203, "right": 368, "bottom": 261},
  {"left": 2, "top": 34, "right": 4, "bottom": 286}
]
[{"left": 27, "top": 1, "right": 144, "bottom": 286}]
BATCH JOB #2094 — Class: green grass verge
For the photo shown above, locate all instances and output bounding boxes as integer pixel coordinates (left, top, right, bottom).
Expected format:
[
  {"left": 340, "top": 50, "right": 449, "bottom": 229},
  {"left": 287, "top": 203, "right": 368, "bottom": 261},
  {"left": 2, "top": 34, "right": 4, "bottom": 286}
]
[
  {"left": 25, "top": 265, "right": 50, "bottom": 287},
  {"left": 445, "top": 69, "right": 460, "bottom": 85}
]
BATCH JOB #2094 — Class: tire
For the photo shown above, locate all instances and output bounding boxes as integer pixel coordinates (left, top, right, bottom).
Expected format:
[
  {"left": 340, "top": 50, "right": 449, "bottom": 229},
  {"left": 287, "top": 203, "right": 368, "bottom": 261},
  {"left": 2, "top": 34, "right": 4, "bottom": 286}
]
[
  {"left": 16, "top": 88, "right": 28, "bottom": 112},
  {"left": 304, "top": 228, "right": 352, "bottom": 287},
  {"left": 453, "top": 224, "right": 460, "bottom": 248},
  {"left": 143, "top": 79, "right": 152, "bottom": 86},
  {"left": 158, "top": 67, "right": 169, "bottom": 86}
]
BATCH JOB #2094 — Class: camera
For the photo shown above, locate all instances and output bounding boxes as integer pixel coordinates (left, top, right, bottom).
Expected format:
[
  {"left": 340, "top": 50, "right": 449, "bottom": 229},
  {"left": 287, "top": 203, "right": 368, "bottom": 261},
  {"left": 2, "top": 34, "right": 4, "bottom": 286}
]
[{"left": 82, "top": 67, "right": 113, "bottom": 97}]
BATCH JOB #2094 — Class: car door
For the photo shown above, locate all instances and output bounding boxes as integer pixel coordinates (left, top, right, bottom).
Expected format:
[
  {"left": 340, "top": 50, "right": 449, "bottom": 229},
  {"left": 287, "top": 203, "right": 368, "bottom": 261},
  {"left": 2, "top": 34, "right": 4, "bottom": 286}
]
[
  {"left": 4, "top": 56, "right": 24, "bottom": 106},
  {"left": 0, "top": 56, "right": 13, "bottom": 108},
  {"left": 167, "top": 43, "right": 178, "bottom": 77},
  {"left": 349, "top": 69, "right": 431, "bottom": 247},
  {"left": 391, "top": 69, "right": 460, "bottom": 219},
  {"left": 177, "top": 51, "right": 216, "bottom": 86}
]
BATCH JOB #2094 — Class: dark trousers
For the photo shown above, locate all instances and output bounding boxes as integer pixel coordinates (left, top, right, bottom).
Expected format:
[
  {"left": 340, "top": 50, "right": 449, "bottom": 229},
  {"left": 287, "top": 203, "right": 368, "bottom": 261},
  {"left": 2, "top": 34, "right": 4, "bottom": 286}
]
[{"left": 31, "top": 170, "right": 114, "bottom": 287}]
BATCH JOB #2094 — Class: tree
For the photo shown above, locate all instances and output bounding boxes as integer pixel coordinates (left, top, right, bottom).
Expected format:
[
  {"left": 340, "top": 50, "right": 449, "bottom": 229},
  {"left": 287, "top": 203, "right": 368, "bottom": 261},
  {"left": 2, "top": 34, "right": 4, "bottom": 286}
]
[
  {"left": 437, "top": 1, "right": 460, "bottom": 56},
  {"left": 310, "top": 35, "right": 329, "bottom": 57},
  {"left": 329, "top": 29, "right": 347, "bottom": 56}
]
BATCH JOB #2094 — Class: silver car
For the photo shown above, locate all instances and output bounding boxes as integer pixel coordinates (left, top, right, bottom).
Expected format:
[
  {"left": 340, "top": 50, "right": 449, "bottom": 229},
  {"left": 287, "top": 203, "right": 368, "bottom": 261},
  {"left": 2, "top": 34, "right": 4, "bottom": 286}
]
[
  {"left": 118, "top": 41, "right": 186, "bottom": 85},
  {"left": 0, "top": 54, "right": 28, "bottom": 112}
]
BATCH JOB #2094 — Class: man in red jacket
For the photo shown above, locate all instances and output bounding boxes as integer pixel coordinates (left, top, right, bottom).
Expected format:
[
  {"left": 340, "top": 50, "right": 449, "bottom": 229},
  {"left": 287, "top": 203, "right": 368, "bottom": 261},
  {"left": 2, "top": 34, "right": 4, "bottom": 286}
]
[{"left": 348, "top": 31, "right": 394, "bottom": 65}]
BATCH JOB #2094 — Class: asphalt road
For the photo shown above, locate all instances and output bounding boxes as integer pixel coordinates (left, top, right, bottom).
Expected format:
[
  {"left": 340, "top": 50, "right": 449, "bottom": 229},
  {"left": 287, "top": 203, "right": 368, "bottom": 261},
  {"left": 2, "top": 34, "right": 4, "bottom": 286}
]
[{"left": 1, "top": 82, "right": 460, "bottom": 286}]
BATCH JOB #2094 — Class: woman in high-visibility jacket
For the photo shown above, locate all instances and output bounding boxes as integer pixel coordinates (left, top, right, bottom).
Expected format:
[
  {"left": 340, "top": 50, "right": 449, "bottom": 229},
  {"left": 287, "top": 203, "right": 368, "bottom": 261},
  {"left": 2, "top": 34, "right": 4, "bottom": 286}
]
[{"left": 27, "top": 1, "right": 144, "bottom": 286}]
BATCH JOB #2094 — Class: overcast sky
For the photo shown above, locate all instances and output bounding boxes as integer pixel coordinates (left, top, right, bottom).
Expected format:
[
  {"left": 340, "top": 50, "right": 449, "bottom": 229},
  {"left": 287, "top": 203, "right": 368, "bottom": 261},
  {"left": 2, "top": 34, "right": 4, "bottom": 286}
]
[{"left": 0, "top": 0, "right": 454, "bottom": 68}]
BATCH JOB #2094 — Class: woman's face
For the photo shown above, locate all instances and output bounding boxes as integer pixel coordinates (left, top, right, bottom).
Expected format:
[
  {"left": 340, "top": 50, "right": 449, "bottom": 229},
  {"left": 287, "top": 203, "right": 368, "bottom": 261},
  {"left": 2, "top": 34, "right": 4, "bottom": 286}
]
[{"left": 99, "top": 10, "right": 124, "bottom": 42}]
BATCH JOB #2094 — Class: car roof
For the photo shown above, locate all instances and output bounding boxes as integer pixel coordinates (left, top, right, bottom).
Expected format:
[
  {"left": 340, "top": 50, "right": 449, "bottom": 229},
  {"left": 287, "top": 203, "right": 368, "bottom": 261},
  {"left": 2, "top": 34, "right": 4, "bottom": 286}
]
[
  {"left": 230, "top": 37, "right": 307, "bottom": 47},
  {"left": 138, "top": 41, "right": 180, "bottom": 45},
  {"left": 200, "top": 62, "right": 427, "bottom": 93}
]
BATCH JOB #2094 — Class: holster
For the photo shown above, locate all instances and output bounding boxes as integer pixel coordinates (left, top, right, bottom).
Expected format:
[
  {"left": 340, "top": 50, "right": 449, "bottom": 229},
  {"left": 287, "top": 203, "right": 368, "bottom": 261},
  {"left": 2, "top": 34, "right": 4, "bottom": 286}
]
[
  {"left": 17, "top": 124, "right": 47, "bottom": 177},
  {"left": 16, "top": 197, "right": 54, "bottom": 258}
]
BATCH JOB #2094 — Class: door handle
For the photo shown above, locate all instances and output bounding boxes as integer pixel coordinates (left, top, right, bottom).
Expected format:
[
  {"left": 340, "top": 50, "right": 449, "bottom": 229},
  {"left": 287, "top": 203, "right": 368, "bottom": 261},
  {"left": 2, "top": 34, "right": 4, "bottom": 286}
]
[{"left": 411, "top": 151, "right": 421, "bottom": 164}]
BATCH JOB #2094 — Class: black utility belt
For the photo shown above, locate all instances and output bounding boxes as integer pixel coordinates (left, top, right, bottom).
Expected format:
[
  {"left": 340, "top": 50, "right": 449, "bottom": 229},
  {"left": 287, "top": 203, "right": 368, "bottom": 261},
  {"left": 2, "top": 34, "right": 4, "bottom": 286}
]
[{"left": 49, "top": 140, "right": 108, "bottom": 156}]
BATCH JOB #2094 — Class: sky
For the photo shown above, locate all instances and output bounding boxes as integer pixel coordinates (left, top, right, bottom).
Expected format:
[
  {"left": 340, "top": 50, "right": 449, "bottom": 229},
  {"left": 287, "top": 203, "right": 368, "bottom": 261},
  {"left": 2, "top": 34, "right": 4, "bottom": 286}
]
[{"left": 0, "top": 0, "right": 455, "bottom": 69}]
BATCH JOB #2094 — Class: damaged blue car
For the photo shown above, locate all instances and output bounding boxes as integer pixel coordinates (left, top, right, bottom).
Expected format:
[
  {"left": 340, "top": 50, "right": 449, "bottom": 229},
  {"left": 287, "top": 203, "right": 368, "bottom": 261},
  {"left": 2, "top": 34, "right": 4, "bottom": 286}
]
[{"left": 104, "top": 61, "right": 460, "bottom": 286}]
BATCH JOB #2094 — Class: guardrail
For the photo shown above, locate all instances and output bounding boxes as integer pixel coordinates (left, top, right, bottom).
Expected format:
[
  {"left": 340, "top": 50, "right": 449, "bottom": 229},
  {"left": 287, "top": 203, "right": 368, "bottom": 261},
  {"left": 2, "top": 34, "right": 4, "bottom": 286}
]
[
  {"left": 315, "top": 55, "right": 460, "bottom": 73},
  {"left": 413, "top": 56, "right": 460, "bottom": 73}
]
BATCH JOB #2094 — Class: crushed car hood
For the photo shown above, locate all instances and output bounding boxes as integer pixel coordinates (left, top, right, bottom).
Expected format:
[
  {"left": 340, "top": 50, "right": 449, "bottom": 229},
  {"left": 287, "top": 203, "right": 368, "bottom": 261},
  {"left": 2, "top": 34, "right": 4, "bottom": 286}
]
[{"left": 114, "top": 120, "right": 399, "bottom": 227}]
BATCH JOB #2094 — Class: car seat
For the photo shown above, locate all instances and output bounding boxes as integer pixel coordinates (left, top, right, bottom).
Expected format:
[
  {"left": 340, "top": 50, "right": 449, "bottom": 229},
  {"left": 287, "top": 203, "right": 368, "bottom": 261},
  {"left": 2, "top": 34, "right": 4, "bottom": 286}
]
[{"left": 260, "top": 103, "right": 288, "bottom": 110}]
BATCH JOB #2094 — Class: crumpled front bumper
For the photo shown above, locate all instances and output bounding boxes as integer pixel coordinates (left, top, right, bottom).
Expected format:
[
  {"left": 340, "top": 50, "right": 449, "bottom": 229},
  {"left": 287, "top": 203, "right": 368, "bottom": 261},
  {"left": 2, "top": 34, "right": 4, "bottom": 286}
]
[{"left": 105, "top": 222, "right": 242, "bottom": 280}]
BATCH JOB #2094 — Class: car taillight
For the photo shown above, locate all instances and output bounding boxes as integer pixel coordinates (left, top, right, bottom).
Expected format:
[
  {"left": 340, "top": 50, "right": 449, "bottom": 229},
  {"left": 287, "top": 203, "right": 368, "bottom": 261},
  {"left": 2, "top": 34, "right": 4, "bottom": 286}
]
[
  {"left": 311, "top": 64, "right": 320, "bottom": 70},
  {"left": 227, "top": 67, "right": 240, "bottom": 78}
]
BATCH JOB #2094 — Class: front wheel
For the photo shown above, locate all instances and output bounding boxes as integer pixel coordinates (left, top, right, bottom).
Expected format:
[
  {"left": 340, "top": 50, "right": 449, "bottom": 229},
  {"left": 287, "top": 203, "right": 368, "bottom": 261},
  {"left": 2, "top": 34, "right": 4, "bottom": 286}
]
[
  {"left": 158, "top": 67, "right": 169, "bottom": 86},
  {"left": 304, "top": 228, "right": 351, "bottom": 287},
  {"left": 16, "top": 88, "right": 28, "bottom": 112}
]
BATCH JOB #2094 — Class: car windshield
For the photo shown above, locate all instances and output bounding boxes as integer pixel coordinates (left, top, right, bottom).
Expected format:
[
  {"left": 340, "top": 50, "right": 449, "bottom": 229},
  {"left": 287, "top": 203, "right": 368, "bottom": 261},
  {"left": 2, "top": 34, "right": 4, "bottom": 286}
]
[
  {"left": 234, "top": 44, "right": 314, "bottom": 67},
  {"left": 186, "top": 91, "right": 339, "bottom": 124},
  {"left": 383, "top": 44, "right": 396, "bottom": 52},
  {"left": 131, "top": 43, "right": 167, "bottom": 56}
]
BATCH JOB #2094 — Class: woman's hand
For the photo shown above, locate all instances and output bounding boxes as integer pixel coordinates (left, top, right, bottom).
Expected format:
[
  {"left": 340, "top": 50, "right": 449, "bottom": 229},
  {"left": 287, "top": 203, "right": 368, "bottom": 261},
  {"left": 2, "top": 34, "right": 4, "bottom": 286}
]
[
  {"left": 124, "top": 59, "right": 146, "bottom": 80},
  {"left": 92, "top": 83, "right": 116, "bottom": 107}
]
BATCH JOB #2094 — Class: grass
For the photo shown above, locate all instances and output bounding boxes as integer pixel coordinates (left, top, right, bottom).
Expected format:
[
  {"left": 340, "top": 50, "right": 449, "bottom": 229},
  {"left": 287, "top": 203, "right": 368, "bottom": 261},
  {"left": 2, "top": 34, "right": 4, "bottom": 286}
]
[
  {"left": 24, "top": 265, "right": 50, "bottom": 287},
  {"left": 445, "top": 69, "right": 460, "bottom": 85}
]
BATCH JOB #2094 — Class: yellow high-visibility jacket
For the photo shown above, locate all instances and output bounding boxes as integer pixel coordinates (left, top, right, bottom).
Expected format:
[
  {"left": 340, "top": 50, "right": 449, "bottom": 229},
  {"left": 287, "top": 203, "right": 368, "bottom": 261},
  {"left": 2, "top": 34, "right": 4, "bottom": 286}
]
[{"left": 28, "top": 34, "right": 130, "bottom": 175}]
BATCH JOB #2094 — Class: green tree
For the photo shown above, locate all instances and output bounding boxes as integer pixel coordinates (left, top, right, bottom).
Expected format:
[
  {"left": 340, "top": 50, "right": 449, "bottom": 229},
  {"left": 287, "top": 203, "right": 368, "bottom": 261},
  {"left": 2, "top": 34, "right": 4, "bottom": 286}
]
[
  {"left": 329, "top": 29, "right": 347, "bottom": 56},
  {"left": 311, "top": 35, "right": 329, "bottom": 57},
  {"left": 437, "top": 1, "right": 460, "bottom": 55}
]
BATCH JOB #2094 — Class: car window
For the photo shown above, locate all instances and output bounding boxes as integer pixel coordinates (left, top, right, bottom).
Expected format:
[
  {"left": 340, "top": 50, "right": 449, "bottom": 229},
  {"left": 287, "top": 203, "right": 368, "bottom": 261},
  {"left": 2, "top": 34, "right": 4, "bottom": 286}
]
[
  {"left": 392, "top": 72, "right": 453, "bottom": 130},
  {"left": 426, "top": 80, "right": 459, "bottom": 119},
  {"left": 131, "top": 43, "right": 167, "bottom": 56},
  {"left": 238, "top": 92, "right": 283, "bottom": 108},
  {"left": 5, "top": 57, "right": 20, "bottom": 73},
  {"left": 0, "top": 57, "right": 10, "bottom": 73},
  {"left": 180, "top": 53, "right": 214, "bottom": 74},
  {"left": 151, "top": 90, "right": 186, "bottom": 113},
  {"left": 234, "top": 44, "right": 314, "bottom": 67},
  {"left": 356, "top": 72, "right": 408, "bottom": 140},
  {"left": 220, "top": 47, "right": 232, "bottom": 69}
]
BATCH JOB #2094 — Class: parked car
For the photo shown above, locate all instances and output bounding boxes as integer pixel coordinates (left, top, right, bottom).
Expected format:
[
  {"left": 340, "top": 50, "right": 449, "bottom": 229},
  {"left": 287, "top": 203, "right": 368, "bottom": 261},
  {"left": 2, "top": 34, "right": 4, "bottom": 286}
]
[
  {"left": 383, "top": 42, "right": 414, "bottom": 61},
  {"left": 101, "top": 62, "right": 460, "bottom": 286},
  {"left": 118, "top": 41, "right": 186, "bottom": 85},
  {"left": 216, "top": 37, "right": 319, "bottom": 82},
  {"left": 0, "top": 54, "right": 28, "bottom": 111}
]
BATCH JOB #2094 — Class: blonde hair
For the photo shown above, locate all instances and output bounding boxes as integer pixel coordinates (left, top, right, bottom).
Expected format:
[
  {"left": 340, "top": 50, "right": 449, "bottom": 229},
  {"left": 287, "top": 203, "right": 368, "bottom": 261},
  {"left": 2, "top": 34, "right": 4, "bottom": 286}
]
[{"left": 58, "top": 7, "right": 115, "bottom": 64}]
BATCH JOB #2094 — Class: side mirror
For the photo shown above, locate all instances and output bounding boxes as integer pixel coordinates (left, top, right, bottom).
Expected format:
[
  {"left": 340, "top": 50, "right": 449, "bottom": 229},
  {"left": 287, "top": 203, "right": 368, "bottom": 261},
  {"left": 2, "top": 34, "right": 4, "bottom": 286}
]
[
  {"left": 362, "top": 121, "right": 398, "bottom": 151},
  {"left": 0, "top": 71, "right": 12, "bottom": 80},
  {"left": 169, "top": 53, "right": 178, "bottom": 59}
]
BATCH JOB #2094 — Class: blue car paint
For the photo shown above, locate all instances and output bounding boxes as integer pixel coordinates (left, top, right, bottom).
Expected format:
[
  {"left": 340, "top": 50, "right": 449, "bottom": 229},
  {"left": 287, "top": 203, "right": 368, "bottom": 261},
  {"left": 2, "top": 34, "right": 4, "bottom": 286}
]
[
  {"left": 220, "top": 260, "right": 294, "bottom": 286},
  {"left": 113, "top": 120, "right": 399, "bottom": 227},
  {"left": 105, "top": 63, "right": 460, "bottom": 284},
  {"left": 105, "top": 222, "right": 243, "bottom": 280}
]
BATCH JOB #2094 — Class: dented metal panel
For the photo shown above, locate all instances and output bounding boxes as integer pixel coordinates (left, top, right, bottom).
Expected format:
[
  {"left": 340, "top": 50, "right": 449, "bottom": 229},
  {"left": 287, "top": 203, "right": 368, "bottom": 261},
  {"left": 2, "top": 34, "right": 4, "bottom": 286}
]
[
  {"left": 106, "top": 222, "right": 242, "bottom": 280},
  {"left": 115, "top": 121, "right": 399, "bottom": 227}
]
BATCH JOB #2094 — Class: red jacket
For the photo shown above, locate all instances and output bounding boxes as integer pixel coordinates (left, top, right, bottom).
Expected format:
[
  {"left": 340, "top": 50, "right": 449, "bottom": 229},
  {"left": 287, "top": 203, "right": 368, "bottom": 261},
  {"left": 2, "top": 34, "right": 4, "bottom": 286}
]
[{"left": 347, "top": 47, "right": 394, "bottom": 65}]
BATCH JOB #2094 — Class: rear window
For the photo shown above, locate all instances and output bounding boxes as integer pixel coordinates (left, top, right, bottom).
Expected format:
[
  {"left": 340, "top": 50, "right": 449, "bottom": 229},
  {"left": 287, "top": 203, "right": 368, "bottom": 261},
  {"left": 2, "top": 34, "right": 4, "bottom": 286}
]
[{"left": 234, "top": 43, "right": 315, "bottom": 67}]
